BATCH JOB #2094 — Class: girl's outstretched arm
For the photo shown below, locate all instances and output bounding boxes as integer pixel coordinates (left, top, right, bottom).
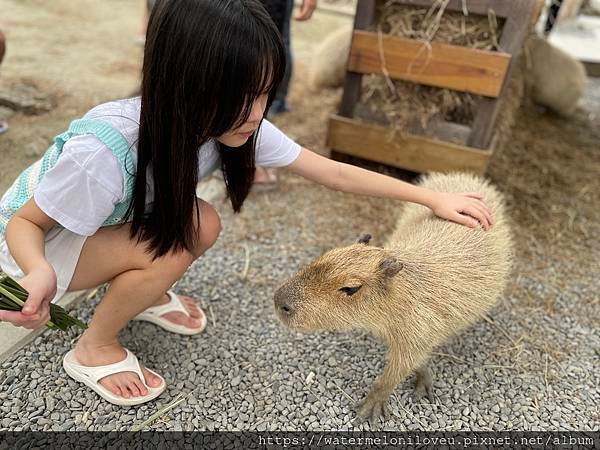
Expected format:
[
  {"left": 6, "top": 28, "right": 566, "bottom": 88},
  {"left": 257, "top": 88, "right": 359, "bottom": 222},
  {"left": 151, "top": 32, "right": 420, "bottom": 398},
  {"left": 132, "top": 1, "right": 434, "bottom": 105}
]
[{"left": 287, "top": 147, "right": 493, "bottom": 230}]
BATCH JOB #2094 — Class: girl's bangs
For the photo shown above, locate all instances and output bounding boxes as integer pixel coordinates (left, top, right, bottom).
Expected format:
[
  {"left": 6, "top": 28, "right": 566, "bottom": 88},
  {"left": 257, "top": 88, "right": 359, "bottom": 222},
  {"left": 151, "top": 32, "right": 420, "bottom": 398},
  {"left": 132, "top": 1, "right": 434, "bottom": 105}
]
[{"left": 232, "top": 32, "right": 286, "bottom": 128}]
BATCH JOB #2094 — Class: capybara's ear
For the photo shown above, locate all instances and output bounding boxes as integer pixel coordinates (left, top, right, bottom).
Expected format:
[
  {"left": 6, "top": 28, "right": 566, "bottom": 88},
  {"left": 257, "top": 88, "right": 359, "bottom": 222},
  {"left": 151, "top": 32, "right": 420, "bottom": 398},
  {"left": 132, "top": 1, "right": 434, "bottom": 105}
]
[
  {"left": 357, "top": 234, "right": 372, "bottom": 245},
  {"left": 379, "top": 256, "right": 403, "bottom": 278}
]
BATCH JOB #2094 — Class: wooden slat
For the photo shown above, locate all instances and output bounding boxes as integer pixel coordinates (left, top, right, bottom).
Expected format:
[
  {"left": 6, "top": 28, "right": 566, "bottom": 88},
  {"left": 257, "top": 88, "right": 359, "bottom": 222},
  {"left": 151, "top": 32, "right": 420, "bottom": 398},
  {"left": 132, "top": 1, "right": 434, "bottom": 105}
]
[
  {"left": 348, "top": 31, "right": 510, "bottom": 97},
  {"left": 467, "top": 0, "right": 536, "bottom": 148},
  {"left": 339, "top": 0, "right": 376, "bottom": 117},
  {"left": 354, "top": 102, "right": 471, "bottom": 144},
  {"left": 398, "top": 0, "right": 512, "bottom": 18},
  {"left": 327, "top": 115, "right": 491, "bottom": 174},
  {"left": 583, "top": 60, "right": 600, "bottom": 78}
]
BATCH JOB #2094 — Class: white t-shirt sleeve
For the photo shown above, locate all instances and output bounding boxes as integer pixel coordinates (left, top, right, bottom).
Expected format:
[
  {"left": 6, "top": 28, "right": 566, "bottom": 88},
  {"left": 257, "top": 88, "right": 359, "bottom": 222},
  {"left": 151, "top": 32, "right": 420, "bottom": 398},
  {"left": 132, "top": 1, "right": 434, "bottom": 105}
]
[
  {"left": 33, "top": 134, "right": 125, "bottom": 236},
  {"left": 254, "top": 119, "right": 301, "bottom": 167}
]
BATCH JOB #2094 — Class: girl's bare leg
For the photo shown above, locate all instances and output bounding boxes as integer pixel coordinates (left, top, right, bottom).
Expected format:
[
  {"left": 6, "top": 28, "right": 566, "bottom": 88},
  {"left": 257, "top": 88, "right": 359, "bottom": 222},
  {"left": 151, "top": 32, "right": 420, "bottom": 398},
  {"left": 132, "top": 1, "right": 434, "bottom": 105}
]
[{"left": 66, "top": 199, "right": 221, "bottom": 399}]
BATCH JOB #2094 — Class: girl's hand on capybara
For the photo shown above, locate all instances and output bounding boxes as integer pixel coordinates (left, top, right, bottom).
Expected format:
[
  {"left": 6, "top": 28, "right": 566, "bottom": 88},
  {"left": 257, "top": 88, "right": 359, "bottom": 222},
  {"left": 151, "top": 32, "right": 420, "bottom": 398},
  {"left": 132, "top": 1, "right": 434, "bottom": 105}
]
[{"left": 429, "top": 191, "right": 493, "bottom": 230}]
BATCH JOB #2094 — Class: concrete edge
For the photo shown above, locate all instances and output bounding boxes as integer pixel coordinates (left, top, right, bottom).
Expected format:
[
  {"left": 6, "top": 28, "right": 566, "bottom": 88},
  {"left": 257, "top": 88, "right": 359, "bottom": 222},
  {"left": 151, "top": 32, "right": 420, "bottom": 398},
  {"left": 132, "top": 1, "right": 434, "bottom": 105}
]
[
  {"left": 0, "top": 177, "right": 226, "bottom": 365},
  {"left": 0, "top": 290, "right": 88, "bottom": 364}
]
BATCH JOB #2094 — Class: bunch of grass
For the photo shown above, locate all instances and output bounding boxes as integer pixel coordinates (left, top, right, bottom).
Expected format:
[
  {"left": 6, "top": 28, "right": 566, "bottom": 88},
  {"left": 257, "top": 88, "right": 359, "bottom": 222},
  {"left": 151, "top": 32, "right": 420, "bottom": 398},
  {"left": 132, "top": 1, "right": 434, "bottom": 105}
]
[{"left": 0, "top": 272, "right": 86, "bottom": 331}]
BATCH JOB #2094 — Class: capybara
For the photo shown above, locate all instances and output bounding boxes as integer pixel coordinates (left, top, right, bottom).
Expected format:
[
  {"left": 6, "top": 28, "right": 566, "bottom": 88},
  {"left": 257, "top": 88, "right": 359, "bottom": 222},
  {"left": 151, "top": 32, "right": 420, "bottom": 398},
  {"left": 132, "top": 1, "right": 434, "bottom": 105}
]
[{"left": 274, "top": 172, "right": 514, "bottom": 422}]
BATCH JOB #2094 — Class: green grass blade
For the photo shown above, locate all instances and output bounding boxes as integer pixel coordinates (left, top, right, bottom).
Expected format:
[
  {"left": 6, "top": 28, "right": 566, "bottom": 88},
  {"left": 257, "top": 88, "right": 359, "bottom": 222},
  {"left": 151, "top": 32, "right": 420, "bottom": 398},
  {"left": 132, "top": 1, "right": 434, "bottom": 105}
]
[
  {"left": 0, "top": 284, "right": 26, "bottom": 307},
  {"left": 1, "top": 284, "right": 28, "bottom": 300},
  {"left": 2, "top": 276, "right": 28, "bottom": 296}
]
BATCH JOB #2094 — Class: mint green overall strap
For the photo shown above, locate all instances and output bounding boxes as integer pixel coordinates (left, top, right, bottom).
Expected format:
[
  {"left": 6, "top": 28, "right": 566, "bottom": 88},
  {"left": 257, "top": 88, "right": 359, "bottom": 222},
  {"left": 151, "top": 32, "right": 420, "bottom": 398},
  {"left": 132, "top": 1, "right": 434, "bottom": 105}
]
[
  {"left": 56, "top": 119, "right": 137, "bottom": 225},
  {"left": 56, "top": 118, "right": 136, "bottom": 188}
]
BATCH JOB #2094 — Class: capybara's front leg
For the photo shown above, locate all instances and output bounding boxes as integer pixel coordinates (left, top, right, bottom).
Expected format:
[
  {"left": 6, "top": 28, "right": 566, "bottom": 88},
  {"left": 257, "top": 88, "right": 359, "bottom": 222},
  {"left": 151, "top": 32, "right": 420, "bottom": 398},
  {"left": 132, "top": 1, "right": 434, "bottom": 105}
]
[{"left": 356, "top": 349, "right": 412, "bottom": 424}]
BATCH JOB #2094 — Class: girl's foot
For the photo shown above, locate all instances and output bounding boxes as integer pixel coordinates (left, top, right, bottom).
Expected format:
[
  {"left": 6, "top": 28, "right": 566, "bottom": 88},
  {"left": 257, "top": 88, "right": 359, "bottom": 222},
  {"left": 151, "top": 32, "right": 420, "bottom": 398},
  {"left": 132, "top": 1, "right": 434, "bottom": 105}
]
[
  {"left": 73, "top": 339, "right": 162, "bottom": 399},
  {"left": 149, "top": 293, "right": 204, "bottom": 329}
]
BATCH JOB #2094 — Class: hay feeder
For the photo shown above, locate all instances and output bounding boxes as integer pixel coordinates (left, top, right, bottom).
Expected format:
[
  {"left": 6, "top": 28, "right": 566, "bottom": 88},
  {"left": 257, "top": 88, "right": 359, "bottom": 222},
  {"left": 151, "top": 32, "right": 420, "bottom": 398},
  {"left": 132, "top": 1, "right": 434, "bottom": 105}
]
[{"left": 327, "top": 0, "right": 539, "bottom": 174}]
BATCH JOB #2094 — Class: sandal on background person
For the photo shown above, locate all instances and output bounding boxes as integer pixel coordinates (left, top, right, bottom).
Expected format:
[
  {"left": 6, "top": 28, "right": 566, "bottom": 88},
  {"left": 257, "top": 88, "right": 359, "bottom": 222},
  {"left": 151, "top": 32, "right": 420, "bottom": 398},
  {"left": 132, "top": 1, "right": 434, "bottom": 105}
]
[{"left": 252, "top": 166, "right": 279, "bottom": 192}]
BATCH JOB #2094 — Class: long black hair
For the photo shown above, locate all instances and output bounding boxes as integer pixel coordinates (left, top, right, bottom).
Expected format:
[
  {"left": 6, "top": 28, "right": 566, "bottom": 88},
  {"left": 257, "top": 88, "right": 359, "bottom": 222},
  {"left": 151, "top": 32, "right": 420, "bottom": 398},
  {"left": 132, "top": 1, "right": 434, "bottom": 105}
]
[{"left": 129, "top": 0, "right": 286, "bottom": 258}]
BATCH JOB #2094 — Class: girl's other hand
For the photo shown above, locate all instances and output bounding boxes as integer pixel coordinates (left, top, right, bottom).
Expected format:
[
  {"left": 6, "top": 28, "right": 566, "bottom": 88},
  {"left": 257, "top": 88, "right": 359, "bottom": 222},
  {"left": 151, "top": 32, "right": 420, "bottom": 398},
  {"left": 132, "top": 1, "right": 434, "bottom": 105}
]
[
  {"left": 0, "top": 265, "right": 57, "bottom": 329},
  {"left": 428, "top": 191, "right": 493, "bottom": 230}
]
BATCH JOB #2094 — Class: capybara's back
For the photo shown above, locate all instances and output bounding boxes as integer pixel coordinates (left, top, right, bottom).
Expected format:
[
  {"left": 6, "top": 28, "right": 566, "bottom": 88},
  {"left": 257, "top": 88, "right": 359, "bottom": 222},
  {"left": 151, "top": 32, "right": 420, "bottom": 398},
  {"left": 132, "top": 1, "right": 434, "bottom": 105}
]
[{"left": 387, "top": 172, "right": 513, "bottom": 339}]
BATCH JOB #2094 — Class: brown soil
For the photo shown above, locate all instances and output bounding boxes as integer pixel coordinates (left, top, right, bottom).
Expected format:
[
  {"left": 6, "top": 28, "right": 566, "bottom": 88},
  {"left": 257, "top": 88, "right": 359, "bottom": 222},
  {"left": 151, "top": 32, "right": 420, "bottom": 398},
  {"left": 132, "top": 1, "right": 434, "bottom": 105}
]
[{"left": 0, "top": 0, "right": 143, "bottom": 193}]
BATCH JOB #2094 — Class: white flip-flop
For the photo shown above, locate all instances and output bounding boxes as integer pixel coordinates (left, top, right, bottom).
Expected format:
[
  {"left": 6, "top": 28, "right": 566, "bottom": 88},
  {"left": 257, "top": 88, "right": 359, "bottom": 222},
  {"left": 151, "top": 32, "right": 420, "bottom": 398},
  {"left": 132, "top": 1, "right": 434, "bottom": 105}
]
[
  {"left": 132, "top": 291, "right": 207, "bottom": 335},
  {"left": 62, "top": 348, "right": 166, "bottom": 406}
]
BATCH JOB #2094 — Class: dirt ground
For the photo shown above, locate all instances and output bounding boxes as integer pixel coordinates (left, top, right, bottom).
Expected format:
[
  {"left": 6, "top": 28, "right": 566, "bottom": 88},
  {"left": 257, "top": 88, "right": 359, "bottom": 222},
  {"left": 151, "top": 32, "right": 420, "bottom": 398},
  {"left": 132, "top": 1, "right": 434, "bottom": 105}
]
[
  {"left": 0, "top": 0, "right": 598, "bottom": 431},
  {"left": 0, "top": 0, "right": 351, "bottom": 194}
]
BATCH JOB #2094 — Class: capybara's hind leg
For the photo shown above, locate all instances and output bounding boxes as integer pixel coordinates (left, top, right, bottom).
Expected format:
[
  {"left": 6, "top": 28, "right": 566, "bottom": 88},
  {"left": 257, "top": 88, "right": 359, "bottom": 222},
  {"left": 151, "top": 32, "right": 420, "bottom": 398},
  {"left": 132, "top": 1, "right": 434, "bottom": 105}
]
[{"left": 414, "top": 365, "right": 434, "bottom": 402}]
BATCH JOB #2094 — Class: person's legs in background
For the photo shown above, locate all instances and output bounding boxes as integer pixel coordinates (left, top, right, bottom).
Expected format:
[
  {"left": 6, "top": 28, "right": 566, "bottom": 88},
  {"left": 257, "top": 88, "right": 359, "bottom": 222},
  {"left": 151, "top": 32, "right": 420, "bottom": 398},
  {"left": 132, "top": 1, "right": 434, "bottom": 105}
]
[
  {"left": 0, "top": 30, "right": 5, "bottom": 66},
  {"left": 136, "top": 0, "right": 156, "bottom": 45},
  {"left": 255, "top": 0, "right": 294, "bottom": 189},
  {"left": 268, "top": 0, "right": 294, "bottom": 117},
  {"left": 544, "top": 0, "right": 564, "bottom": 34}
]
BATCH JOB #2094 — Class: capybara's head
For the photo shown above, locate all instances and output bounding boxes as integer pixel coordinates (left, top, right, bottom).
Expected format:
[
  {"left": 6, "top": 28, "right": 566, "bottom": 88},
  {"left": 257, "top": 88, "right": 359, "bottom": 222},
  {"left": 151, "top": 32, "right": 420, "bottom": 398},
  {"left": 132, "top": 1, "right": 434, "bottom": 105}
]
[{"left": 274, "top": 234, "right": 404, "bottom": 332}]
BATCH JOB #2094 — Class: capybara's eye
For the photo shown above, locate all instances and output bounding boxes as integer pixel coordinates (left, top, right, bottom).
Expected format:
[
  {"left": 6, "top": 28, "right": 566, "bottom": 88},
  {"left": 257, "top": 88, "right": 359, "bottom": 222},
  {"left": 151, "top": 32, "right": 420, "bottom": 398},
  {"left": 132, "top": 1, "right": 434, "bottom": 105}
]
[{"left": 339, "top": 286, "right": 362, "bottom": 296}]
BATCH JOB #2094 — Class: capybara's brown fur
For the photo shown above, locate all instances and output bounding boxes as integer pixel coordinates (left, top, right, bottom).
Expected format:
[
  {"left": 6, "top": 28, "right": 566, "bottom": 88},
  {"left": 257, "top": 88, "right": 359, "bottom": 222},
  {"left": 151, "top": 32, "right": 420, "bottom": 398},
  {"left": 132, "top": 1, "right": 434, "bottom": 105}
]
[{"left": 274, "top": 172, "right": 513, "bottom": 422}]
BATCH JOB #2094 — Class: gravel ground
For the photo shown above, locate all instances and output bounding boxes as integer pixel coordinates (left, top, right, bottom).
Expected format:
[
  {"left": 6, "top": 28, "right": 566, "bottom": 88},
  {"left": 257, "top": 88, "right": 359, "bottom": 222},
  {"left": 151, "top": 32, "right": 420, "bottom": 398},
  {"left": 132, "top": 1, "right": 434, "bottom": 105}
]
[
  {"left": 0, "top": 169, "right": 597, "bottom": 432},
  {"left": 1, "top": 0, "right": 597, "bottom": 434},
  {"left": 0, "top": 87, "right": 598, "bottom": 435}
]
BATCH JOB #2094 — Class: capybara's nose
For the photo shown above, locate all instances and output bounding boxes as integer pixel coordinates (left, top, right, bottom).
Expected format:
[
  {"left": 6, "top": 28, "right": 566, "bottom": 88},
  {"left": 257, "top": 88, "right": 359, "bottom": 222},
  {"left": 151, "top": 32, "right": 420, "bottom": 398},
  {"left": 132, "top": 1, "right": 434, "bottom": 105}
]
[
  {"left": 279, "top": 302, "right": 294, "bottom": 316},
  {"left": 274, "top": 289, "right": 295, "bottom": 316}
]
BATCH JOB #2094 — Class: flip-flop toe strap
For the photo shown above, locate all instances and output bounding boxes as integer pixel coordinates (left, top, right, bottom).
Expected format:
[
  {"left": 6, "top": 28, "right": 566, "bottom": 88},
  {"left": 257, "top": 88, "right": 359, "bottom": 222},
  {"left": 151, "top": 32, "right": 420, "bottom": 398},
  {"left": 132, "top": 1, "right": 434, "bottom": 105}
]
[
  {"left": 142, "top": 291, "right": 189, "bottom": 317},
  {"left": 76, "top": 349, "right": 147, "bottom": 386}
]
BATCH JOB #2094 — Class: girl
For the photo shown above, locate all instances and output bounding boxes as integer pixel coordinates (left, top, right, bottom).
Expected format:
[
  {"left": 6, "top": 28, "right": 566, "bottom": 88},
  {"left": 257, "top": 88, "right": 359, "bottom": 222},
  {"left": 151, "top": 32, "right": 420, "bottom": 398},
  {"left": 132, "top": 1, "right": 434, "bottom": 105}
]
[{"left": 0, "top": 0, "right": 492, "bottom": 406}]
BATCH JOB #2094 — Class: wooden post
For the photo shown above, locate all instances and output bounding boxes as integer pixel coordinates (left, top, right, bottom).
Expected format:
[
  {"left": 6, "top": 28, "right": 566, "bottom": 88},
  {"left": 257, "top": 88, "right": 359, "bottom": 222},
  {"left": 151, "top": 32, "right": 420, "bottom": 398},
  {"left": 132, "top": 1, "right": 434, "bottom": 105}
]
[
  {"left": 338, "top": 0, "right": 376, "bottom": 117},
  {"left": 467, "top": 0, "right": 536, "bottom": 149}
]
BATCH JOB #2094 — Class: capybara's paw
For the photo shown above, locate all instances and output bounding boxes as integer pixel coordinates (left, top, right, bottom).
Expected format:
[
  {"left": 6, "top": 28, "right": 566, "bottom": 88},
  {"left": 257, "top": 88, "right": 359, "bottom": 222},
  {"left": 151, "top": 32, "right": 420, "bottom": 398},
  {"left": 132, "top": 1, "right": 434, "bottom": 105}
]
[
  {"left": 355, "top": 392, "right": 390, "bottom": 424},
  {"left": 414, "top": 366, "right": 434, "bottom": 402},
  {"left": 413, "top": 379, "right": 434, "bottom": 402}
]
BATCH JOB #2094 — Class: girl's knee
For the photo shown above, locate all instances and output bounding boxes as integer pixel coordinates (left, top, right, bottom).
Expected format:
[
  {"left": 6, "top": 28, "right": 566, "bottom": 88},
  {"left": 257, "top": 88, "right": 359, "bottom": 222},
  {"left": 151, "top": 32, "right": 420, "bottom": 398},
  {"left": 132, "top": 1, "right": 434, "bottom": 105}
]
[{"left": 193, "top": 199, "right": 221, "bottom": 259}]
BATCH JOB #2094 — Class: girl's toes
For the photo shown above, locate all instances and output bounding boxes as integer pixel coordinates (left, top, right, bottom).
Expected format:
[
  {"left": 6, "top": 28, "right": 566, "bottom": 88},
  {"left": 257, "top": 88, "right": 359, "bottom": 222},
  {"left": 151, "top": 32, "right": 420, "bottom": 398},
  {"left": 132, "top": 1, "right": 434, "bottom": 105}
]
[
  {"left": 182, "top": 298, "right": 201, "bottom": 318},
  {"left": 128, "top": 380, "right": 142, "bottom": 397},
  {"left": 134, "top": 379, "right": 148, "bottom": 396},
  {"left": 188, "top": 306, "right": 201, "bottom": 319},
  {"left": 116, "top": 377, "right": 134, "bottom": 398},
  {"left": 186, "top": 316, "right": 202, "bottom": 328},
  {"left": 101, "top": 379, "right": 122, "bottom": 397},
  {"left": 142, "top": 367, "right": 163, "bottom": 388},
  {"left": 118, "top": 383, "right": 131, "bottom": 398}
]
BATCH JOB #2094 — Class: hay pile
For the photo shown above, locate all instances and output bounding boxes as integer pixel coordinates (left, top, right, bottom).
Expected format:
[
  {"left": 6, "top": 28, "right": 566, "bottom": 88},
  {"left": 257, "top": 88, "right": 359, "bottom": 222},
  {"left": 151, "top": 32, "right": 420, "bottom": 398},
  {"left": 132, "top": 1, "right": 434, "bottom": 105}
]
[{"left": 358, "top": 0, "right": 506, "bottom": 139}]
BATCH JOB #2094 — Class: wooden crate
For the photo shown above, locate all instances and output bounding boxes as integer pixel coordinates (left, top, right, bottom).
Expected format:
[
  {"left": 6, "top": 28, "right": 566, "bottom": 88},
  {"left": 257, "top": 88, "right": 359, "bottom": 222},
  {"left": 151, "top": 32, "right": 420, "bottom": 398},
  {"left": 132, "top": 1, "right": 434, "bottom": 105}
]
[{"left": 327, "top": 0, "right": 538, "bottom": 174}]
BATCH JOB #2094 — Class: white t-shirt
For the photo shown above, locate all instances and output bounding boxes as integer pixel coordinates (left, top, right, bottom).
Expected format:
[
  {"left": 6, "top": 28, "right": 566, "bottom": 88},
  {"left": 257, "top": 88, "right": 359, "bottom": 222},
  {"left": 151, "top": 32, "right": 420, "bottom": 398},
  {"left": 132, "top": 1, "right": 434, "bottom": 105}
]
[{"left": 29, "top": 97, "right": 301, "bottom": 237}]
